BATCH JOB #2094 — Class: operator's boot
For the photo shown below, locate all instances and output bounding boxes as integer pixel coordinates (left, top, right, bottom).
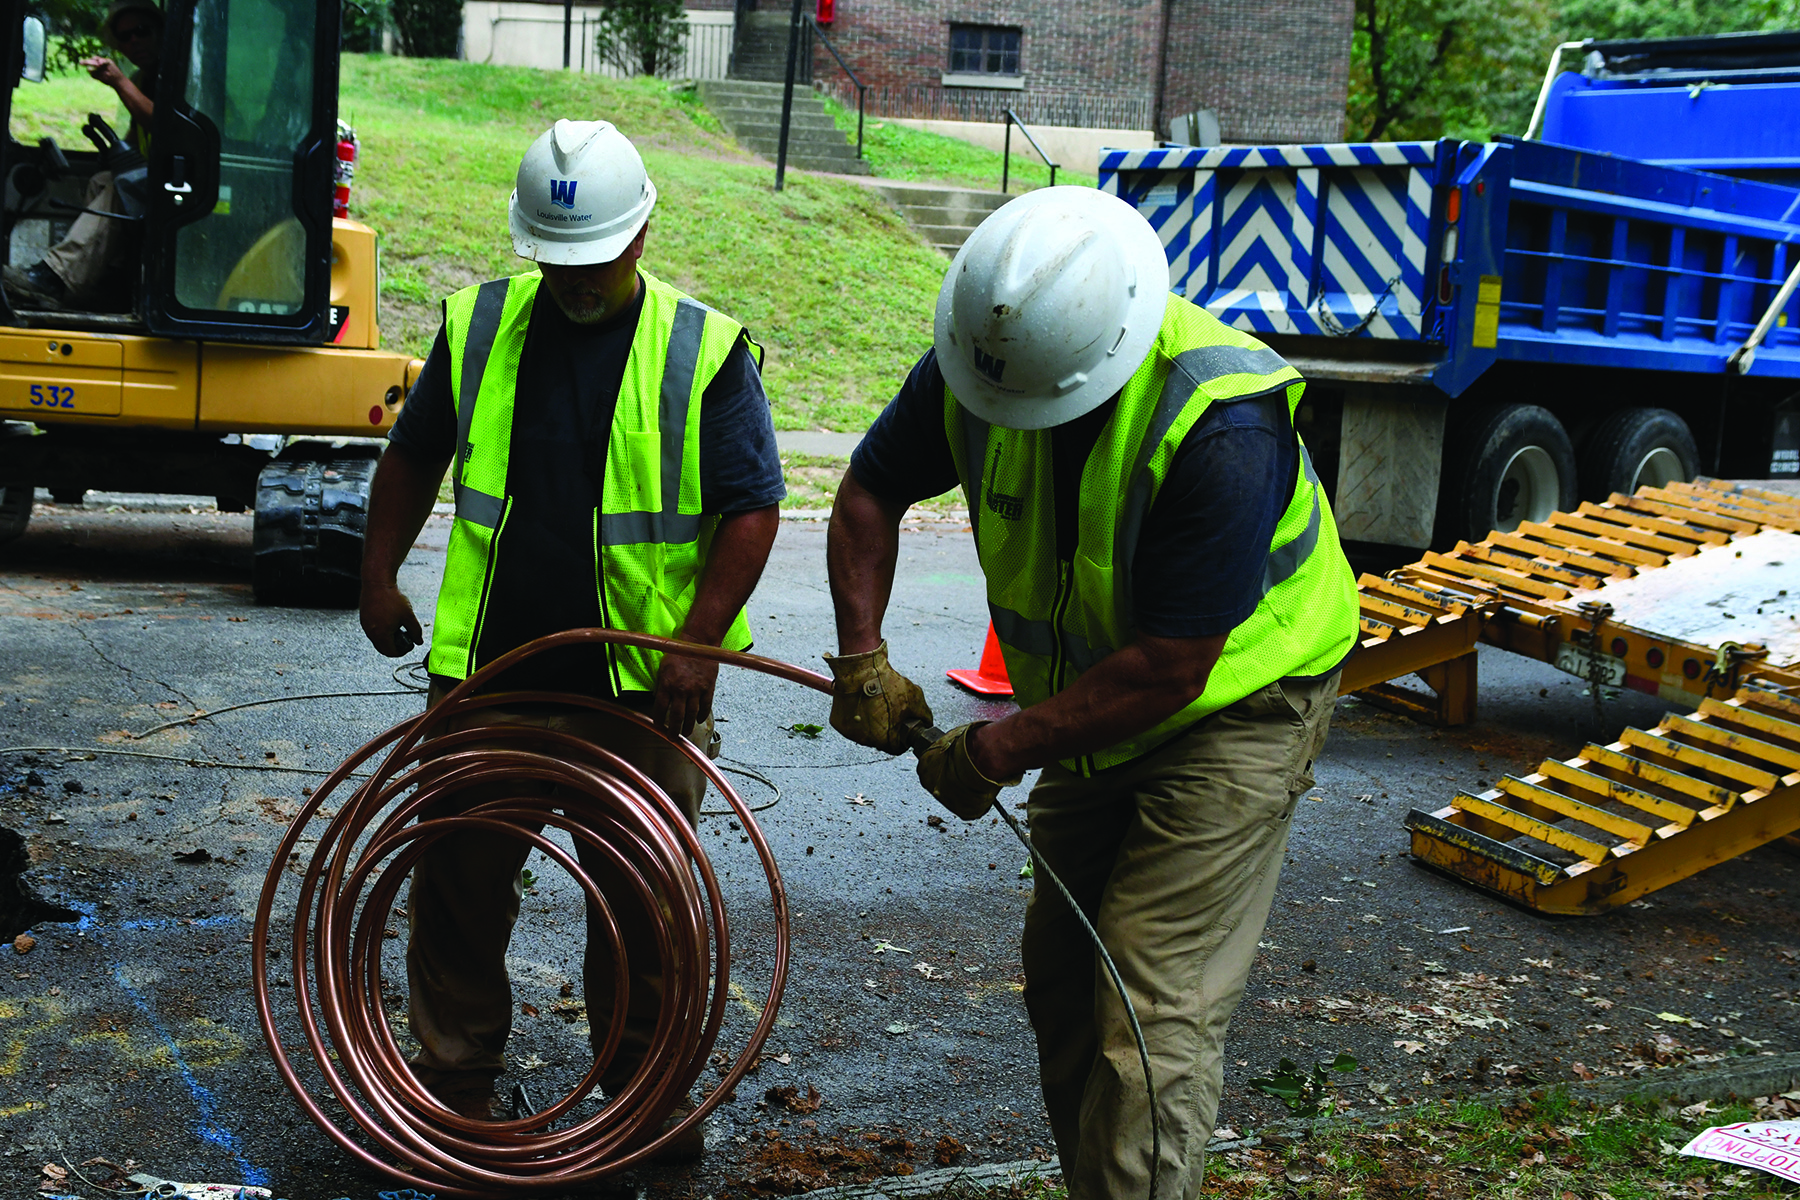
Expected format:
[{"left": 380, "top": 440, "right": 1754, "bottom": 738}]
[{"left": 3, "top": 263, "right": 68, "bottom": 310}]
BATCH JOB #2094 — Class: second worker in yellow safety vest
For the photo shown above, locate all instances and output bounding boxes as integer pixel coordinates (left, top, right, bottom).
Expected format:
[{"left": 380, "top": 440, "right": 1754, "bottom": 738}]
[
  {"left": 825, "top": 187, "right": 1360, "bottom": 1199},
  {"left": 357, "top": 119, "right": 784, "bottom": 1145}
]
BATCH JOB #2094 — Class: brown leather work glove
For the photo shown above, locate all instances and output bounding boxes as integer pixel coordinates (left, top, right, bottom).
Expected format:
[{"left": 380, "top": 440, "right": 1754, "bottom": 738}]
[
  {"left": 824, "top": 640, "right": 933, "bottom": 754},
  {"left": 917, "top": 722, "right": 1021, "bottom": 820}
]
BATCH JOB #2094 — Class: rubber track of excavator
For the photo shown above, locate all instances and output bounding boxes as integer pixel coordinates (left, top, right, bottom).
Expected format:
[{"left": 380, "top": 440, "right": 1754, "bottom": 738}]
[{"left": 252, "top": 449, "right": 377, "bottom": 607}]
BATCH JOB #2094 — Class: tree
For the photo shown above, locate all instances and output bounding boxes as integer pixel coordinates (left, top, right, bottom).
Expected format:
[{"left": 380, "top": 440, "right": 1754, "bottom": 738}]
[
  {"left": 594, "top": 0, "right": 689, "bottom": 78},
  {"left": 1558, "top": 0, "right": 1793, "bottom": 40},
  {"left": 1347, "top": 0, "right": 1550, "bottom": 141},
  {"left": 344, "top": 0, "right": 393, "bottom": 54},
  {"left": 391, "top": 0, "right": 462, "bottom": 58},
  {"left": 37, "top": 0, "right": 108, "bottom": 76}
]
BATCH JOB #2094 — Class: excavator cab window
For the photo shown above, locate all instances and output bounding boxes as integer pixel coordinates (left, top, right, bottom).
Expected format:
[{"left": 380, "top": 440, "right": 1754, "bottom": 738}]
[
  {"left": 0, "top": 0, "right": 337, "bottom": 342},
  {"left": 142, "top": 0, "right": 340, "bottom": 344}
]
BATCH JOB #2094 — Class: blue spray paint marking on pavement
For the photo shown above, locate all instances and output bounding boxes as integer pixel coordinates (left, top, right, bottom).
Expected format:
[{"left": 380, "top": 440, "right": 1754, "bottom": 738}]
[
  {"left": 36, "top": 897, "right": 241, "bottom": 935},
  {"left": 111, "top": 965, "right": 270, "bottom": 1188},
  {"left": 117, "top": 913, "right": 240, "bottom": 932}
]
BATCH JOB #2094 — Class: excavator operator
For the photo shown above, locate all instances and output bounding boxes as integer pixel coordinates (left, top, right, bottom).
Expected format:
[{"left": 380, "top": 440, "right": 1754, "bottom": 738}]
[{"left": 5, "top": 0, "right": 160, "bottom": 311}]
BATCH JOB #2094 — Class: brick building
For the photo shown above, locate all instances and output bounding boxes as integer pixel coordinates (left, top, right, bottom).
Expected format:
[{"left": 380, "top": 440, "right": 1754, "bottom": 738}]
[{"left": 802, "top": 0, "right": 1353, "bottom": 138}]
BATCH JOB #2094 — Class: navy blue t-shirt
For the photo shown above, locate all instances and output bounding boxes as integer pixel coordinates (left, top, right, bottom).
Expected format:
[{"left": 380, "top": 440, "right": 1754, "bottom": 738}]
[
  {"left": 390, "top": 277, "right": 784, "bottom": 695},
  {"left": 849, "top": 349, "right": 1298, "bottom": 639}
]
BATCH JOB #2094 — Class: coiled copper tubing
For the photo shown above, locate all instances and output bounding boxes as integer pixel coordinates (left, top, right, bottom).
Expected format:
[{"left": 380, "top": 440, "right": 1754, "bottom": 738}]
[{"left": 251, "top": 630, "right": 833, "bottom": 1195}]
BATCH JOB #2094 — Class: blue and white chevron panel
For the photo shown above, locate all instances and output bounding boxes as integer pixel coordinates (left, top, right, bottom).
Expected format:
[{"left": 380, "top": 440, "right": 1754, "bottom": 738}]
[{"left": 1101, "top": 141, "right": 1440, "bottom": 340}]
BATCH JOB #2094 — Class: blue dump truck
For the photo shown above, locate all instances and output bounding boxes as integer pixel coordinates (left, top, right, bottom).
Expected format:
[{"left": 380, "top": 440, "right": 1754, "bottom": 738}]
[{"left": 1100, "top": 31, "right": 1800, "bottom": 550}]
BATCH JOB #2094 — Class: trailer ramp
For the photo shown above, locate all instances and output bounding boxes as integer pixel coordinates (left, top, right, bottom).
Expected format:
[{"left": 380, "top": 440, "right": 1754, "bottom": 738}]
[
  {"left": 1374, "top": 478, "right": 1800, "bottom": 912},
  {"left": 1405, "top": 687, "right": 1800, "bottom": 914},
  {"left": 1345, "top": 479, "right": 1800, "bottom": 724}
]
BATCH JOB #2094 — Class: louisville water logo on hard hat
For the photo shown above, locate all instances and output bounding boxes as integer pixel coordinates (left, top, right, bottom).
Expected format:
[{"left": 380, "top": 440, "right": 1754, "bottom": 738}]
[
  {"left": 972, "top": 346, "right": 1007, "bottom": 383},
  {"left": 549, "top": 179, "right": 579, "bottom": 210}
]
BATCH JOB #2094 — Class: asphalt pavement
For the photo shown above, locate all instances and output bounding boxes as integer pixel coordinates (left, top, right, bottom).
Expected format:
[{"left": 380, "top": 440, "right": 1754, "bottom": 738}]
[{"left": 1, "top": 497, "right": 1797, "bottom": 1199}]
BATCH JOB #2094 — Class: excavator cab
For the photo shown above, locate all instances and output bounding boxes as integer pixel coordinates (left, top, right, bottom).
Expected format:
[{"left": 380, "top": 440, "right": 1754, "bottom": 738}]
[
  {"left": 0, "top": 0, "right": 419, "bottom": 605},
  {"left": 2, "top": 0, "right": 339, "bottom": 339}
]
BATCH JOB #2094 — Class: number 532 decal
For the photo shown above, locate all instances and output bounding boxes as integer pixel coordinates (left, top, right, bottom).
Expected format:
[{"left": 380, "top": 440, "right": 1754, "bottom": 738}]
[{"left": 28, "top": 384, "right": 75, "bottom": 408}]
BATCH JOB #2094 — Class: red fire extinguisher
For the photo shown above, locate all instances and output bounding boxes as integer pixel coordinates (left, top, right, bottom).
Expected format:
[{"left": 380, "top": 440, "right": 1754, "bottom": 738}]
[
  {"left": 816, "top": 0, "right": 834, "bottom": 23},
  {"left": 333, "top": 119, "right": 358, "bottom": 220}
]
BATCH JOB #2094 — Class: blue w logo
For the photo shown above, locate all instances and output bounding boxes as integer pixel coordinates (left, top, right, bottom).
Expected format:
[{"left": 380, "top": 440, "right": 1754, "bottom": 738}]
[{"left": 549, "top": 179, "right": 579, "bottom": 210}]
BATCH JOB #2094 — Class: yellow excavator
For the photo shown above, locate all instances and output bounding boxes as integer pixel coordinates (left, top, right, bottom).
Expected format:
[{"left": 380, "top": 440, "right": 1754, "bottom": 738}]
[{"left": 0, "top": 0, "right": 418, "bottom": 604}]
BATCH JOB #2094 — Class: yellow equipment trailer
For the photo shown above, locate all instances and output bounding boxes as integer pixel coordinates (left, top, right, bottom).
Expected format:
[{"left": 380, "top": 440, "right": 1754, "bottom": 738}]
[{"left": 0, "top": 0, "right": 419, "bottom": 604}]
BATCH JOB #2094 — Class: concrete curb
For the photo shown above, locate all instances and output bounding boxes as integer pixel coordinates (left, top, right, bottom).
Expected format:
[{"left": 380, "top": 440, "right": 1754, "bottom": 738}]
[{"left": 791, "top": 1052, "right": 1800, "bottom": 1197}]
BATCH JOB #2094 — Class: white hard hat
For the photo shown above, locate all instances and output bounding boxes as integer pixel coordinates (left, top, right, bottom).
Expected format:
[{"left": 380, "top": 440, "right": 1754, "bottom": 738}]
[
  {"left": 508, "top": 119, "right": 657, "bottom": 266},
  {"left": 934, "top": 186, "right": 1170, "bottom": 430}
]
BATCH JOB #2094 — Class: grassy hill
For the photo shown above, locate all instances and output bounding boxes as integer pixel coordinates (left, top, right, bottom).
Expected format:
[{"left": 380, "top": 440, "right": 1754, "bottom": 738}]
[{"left": 13, "top": 56, "right": 1024, "bottom": 433}]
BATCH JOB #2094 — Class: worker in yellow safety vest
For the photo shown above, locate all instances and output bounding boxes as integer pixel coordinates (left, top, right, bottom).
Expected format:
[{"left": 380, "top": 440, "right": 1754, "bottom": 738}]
[
  {"left": 357, "top": 120, "right": 784, "bottom": 1147},
  {"left": 824, "top": 187, "right": 1359, "bottom": 1199}
]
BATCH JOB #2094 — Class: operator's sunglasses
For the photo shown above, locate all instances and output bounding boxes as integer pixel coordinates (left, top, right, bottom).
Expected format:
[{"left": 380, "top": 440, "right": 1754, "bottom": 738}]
[{"left": 113, "top": 22, "right": 157, "bottom": 43}]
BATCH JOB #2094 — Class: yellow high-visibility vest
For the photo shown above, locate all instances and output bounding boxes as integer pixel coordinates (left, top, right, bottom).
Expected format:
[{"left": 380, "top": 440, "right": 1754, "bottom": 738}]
[
  {"left": 428, "top": 269, "right": 754, "bottom": 691},
  {"left": 945, "top": 293, "right": 1359, "bottom": 774}
]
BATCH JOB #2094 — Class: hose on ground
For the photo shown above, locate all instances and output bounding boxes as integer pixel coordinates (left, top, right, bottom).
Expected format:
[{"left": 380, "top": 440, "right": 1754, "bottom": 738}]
[{"left": 251, "top": 628, "right": 1158, "bottom": 1198}]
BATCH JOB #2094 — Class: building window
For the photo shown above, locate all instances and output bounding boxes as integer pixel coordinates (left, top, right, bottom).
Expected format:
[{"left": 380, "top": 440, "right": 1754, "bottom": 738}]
[{"left": 948, "top": 25, "right": 1021, "bottom": 77}]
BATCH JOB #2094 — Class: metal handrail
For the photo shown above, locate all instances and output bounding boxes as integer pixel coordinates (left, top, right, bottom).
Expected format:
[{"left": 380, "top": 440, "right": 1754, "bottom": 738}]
[
  {"left": 805, "top": 15, "right": 865, "bottom": 159},
  {"left": 1002, "top": 108, "right": 1058, "bottom": 193}
]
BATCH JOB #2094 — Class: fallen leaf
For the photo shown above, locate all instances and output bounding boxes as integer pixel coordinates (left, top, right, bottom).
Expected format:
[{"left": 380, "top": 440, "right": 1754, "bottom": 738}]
[
  {"left": 40, "top": 1164, "right": 68, "bottom": 1181},
  {"left": 934, "top": 1135, "right": 965, "bottom": 1165},
  {"left": 521, "top": 1003, "right": 539, "bottom": 1017},
  {"left": 13, "top": 933, "right": 36, "bottom": 955},
  {"left": 1658, "top": 1011, "right": 1705, "bottom": 1028},
  {"left": 885, "top": 1021, "right": 912, "bottom": 1035},
  {"left": 1571, "top": 1062, "right": 1596, "bottom": 1080},
  {"left": 914, "top": 961, "right": 945, "bottom": 980},
  {"left": 518, "top": 1053, "right": 547, "bottom": 1071},
  {"left": 845, "top": 793, "right": 872, "bottom": 806},
  {"left": 1394, "top": 1040, "right": 1426, "bottom": 1054},
  {"left": 766, "top": 1083, "right": 822, "bottom": 1113},
  {"left": 1211, "top": 1126, "right": 1239, "bottom": 1140},
  {"left": 872, "top": 939, "right": 910, "bottom": 955},
  {"left": 1438, "top": 926, "right": 1472, "bottom": 934}
]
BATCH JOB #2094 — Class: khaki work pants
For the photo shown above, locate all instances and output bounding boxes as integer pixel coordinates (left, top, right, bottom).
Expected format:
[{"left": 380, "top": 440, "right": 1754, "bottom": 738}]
[
  {"left": 404, "top": 687, "right": 715, "bottom": 1094},
  {"left": 41, "top": 172, "right": 122, "bottom": 298},
  {"left": 1021, "top": 671, "right": 1338, "bottom": 1200}
]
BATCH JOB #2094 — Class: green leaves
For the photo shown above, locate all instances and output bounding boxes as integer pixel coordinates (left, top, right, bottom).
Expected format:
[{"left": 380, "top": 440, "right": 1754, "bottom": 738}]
[
  {"left": 1247, "top": 1052, "right": 1359, "bottom": 1117},
  {"left": 784, "top": 722, "right": 825, "bottom": 738},
  {"left": 1348, "top": 0, "right": 1794, "bottom": 142},
  {"left": 593, "top": 0, "right": 690, "bottom": 79}
]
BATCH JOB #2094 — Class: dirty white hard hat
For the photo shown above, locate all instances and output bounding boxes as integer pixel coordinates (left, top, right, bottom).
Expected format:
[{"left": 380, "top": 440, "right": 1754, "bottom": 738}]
[
  {"left": 508, "top": 119, "right": 657, "bottom": 266},
  {"left": 934, "top": 186, "right": 1171, "bottom": 430}
]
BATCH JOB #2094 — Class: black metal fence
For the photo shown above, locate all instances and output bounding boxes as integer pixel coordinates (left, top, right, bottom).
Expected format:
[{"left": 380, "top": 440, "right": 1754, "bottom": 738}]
[{"left": 819, "top": 82, "right": 1151, "bottom": 130}]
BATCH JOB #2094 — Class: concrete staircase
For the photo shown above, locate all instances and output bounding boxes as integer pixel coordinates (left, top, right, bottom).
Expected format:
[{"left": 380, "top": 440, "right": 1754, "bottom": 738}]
[
  {"left": 698, "top": 13, "right": 870, "bottom": 175},
  {"left": 725, "top": 9, "right": 798, "bottom": 82},
  {"left": 868, "top": 182, "right": 1011, "bottom": 255}
]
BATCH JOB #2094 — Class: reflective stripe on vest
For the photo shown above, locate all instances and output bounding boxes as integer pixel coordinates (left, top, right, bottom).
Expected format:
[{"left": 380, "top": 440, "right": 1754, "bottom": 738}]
[
  {"left": 946, "top": 292, "right": 1360, "bottom": 774},
  {"left": 427, "top": 270, "right": 755, "bottom": 686}
]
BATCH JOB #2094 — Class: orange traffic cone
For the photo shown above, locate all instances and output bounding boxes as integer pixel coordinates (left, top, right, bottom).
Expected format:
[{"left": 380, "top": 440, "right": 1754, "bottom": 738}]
[{"left": 946, "top": 622, "right": 1013, "bottom": 697}]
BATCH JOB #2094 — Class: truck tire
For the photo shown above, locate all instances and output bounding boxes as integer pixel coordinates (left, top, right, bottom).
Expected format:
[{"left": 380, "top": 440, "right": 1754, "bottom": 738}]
[
  {"left": 0, "top": 485, "right": 30, "bottom": 546},
  {"left": 1579, "top": 407, "right": 1698, "bottom": 501},
  {"left": 252, "top": 453, "right": 377, "bottom": 608},
  {"left": 1438, "top": 404, "right": 1578, "bottom": 544}
]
